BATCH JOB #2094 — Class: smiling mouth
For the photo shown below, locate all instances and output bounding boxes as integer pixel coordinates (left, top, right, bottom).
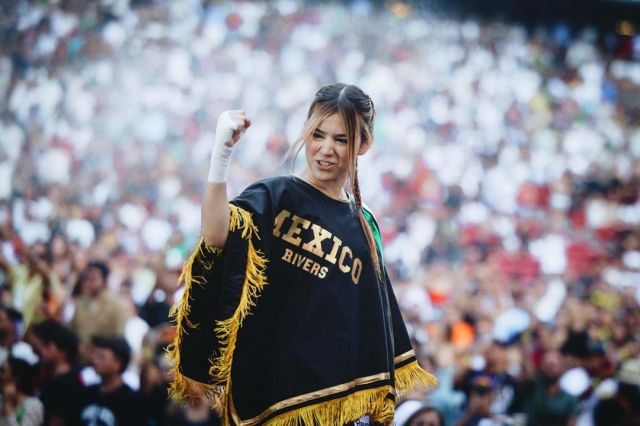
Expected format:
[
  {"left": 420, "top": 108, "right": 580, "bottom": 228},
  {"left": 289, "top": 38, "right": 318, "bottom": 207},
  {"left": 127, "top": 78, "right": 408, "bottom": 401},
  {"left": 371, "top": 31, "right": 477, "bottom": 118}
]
[{"left": 316, "top": 160, "right": 334, "bottom": 168}]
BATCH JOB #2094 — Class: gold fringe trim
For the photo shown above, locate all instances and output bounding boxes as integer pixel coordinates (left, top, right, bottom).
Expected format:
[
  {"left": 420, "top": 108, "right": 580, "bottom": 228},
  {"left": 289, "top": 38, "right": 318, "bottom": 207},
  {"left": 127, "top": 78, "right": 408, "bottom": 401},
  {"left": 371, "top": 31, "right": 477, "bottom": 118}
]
[
  {"left": 166, "top": 222, "right": 231, "bottom": 402},
  {"left": 166, "top": 205, "right": 267, "bottom": 416},
  {"left": 167, "top": 237, "right": 222, "bottom": 403},
  {"left": 259, "top": 386, "right": 395, "bottom": 426},
  {"left": 394, "top": 360, "right": 438, "bottom": 396},
  {"left": 167, "top": 238, "right": 223, "bottom": 403},
  {"left": 228, "top": 203, "right": 260, "bottom": 241},
  {"left": 207, "top": 205, "right": 268, "bottom": 425}
]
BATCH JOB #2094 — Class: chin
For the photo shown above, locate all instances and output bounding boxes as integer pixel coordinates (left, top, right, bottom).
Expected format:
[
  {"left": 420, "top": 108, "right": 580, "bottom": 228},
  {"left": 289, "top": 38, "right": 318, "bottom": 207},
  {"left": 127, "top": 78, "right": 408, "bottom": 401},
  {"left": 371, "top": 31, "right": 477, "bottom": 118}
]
[
  {"left": 312, "top": 165, "right": 343, "bottom": 180},
  {"left": 311, "top": 171, "right": 340, "bottom": 184}
]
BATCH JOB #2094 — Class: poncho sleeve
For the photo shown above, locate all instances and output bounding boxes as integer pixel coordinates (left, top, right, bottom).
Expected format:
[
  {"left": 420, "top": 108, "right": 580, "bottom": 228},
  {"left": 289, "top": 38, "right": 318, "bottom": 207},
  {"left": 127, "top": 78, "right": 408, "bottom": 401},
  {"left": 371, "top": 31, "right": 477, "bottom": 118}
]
[{"left": 167, "top": 203, "right": 268, "bottom": 413}]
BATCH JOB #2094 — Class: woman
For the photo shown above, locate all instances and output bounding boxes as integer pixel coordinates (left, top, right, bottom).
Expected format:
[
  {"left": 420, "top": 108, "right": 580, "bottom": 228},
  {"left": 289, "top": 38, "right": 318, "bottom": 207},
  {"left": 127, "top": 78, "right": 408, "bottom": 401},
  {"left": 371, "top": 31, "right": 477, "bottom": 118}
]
[{"left": 169, "top": 83, "right": 436, "bottom": 425}]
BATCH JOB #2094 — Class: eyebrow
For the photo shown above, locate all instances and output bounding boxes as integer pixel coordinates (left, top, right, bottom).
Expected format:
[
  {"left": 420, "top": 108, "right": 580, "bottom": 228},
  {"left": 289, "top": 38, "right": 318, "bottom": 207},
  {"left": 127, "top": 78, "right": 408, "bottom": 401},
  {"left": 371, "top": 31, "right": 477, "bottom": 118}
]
[{"left": 314, "top": 128, "right": 347, "bottom": 140}]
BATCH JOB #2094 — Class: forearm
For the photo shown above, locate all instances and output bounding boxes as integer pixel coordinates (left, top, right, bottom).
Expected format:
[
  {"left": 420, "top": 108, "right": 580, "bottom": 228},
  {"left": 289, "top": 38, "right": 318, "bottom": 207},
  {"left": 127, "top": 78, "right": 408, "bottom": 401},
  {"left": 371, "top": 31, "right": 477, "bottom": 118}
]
[
  {"left": 202, "top": 182, "right": 230, "bottom": 248},
  {"left": 201, "top": 109, "right": 250, "bottom": 248}
]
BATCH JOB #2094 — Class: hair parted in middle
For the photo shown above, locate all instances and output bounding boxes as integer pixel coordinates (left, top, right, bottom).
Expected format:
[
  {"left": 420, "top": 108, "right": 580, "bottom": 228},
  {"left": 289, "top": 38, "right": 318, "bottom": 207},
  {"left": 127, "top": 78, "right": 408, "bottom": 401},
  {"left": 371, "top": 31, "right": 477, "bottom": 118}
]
[{"left": 289, "top": 83, "right": 381, "bottom": 279}]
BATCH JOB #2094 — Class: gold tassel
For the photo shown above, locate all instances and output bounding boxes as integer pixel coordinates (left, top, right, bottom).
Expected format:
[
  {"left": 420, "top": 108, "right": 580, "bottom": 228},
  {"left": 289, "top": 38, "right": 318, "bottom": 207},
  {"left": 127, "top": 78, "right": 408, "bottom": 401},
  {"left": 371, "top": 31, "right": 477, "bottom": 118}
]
[
  {"left": 167, "top": 237, "right": 222, "bottom": 403},
  {"left": 394, "top": 360, "right": 438, "bottom": 396},
  {"left": 228, "top": 204, "right": 260, "bottom": 240},
  {"left": 262, "top": 386, "right": 395, "bottom": 426},
  {"left": 207, "top": 205, "right": 268, "bottom": 425}
]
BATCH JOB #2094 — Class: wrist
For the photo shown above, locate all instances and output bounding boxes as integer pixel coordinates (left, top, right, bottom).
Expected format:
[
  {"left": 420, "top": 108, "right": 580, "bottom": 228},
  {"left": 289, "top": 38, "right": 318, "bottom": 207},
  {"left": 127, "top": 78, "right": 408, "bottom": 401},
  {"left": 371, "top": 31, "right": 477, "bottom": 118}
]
[{"left": 207, "top": 142, "right": 234, "bottom": 183}]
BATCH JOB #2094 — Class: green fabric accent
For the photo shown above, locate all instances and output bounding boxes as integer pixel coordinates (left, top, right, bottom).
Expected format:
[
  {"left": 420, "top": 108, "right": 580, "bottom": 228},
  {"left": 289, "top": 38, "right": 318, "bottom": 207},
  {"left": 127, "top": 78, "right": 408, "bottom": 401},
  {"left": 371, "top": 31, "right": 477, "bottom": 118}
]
[
  {"left": 362, "top": 207, "right": 384, "bottom": 263},
  {"left": 16, "top": 402, "right": 26, "bottom": 423}
]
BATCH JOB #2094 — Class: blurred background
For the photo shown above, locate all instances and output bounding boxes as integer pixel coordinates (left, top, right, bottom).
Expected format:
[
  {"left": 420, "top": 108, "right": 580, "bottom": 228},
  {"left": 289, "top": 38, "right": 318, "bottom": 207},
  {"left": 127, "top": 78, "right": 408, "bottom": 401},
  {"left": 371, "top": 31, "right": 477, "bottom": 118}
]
[{"left": 0, "top": 0, "right": 639, "bottom": 425}]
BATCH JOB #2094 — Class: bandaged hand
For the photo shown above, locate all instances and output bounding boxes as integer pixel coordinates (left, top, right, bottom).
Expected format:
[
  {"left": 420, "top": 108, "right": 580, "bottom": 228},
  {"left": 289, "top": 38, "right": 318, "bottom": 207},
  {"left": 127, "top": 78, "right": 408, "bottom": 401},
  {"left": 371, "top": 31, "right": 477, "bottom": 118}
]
[{"left": 208, "top": 110, "right": 251, "bottom": 183}]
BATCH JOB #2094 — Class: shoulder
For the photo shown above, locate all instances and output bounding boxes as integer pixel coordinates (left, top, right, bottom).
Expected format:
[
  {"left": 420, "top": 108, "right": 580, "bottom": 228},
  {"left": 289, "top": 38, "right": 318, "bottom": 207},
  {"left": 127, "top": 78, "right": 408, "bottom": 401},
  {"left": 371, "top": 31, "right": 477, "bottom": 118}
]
[
  {"left": 119, "top": 383, "right": 137, "bottom": 396},
  {"left": 86, "top": 383, "right": 101, "bottom": 392},
  {"left": 241, "top": 175, "right": 294, "bottom": 194},
  {"left": 24, "top": 396, "right": 44, "bottom": 410},
  {"left": 8, "top": 263, "right": 27, "bottom": 280},
  {"left": 360, "top": 201, "right": 377, "bottom": 219},
  {"left": 232, "top": 175, "right": 295, "bottom": 212},
  {"left": 360, "top": 201, "right": 380, "bottom": 230},
  {"left": 21, "top": 397, "right": 44, "bottom": 423},
  {"left": 54, "top": 370, "right": 85, "bottom": 388},
  {"left": 103, "top": 290, "right": 125, "bottom": 306}
]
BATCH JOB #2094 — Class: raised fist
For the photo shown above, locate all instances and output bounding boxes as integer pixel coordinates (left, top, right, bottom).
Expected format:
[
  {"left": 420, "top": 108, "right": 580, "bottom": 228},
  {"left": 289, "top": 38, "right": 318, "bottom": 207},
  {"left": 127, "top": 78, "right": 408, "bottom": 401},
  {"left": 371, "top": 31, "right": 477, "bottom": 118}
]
[
  {"left": 208, "top": 109, "right": 252, "bottom": 183},
  {"left": 215, "top": 110, "right": 251, "bottom": 148}
]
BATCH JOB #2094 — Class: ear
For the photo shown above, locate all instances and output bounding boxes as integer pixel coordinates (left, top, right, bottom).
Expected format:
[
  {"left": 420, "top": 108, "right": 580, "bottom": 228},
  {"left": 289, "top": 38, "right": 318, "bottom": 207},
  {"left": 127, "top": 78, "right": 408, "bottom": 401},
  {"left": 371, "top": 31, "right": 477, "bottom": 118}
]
[{"left": 357, "top": 137, "right": 372, "bottom": 156}]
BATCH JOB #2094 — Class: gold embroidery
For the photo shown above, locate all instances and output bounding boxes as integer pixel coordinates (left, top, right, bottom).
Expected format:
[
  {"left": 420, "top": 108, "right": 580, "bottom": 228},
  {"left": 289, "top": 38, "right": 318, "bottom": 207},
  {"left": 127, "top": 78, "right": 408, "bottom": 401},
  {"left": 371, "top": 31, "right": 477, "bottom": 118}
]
[
  {"left": 301, "top": 223, "right": 332, "bottom": 257},
  {"left": 394, "top": 349, "right": 416, "bottom": 365},
  {"left": 282, "top": 214, "right": 311, "bottom": 246},
  {"left": 325, "top": 235, "right": 342, "bottom": 264},
  {"left": 272, "top": 210, "right": 291, "bottom": 238},
  {"left": 273, "top": 209, "right": 363, "bottom": 285},
  {"left": 230, "top": 372, "right": 392, "bottom": 426}
]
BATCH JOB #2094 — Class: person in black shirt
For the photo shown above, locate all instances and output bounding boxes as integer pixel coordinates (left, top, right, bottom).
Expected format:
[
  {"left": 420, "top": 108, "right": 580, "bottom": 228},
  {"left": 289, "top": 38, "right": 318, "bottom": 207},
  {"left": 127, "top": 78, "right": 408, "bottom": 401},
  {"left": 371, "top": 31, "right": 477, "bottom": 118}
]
[
  {"left": 169, "top": 83, "right": 436, "bottom": 425},
  {"left": 78, "top": 336, "right": 146, "bottom": 426},
  {"left": 30, "top": 320, "right": 86, "bottom": 426}
]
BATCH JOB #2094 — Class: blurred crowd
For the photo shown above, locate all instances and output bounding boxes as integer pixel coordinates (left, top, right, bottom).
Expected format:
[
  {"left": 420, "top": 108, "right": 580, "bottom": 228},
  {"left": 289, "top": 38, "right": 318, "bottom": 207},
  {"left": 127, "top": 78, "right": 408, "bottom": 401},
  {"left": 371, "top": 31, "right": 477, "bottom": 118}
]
[{"left": 1, "top": 0, "right": 639, "bottom": 425}]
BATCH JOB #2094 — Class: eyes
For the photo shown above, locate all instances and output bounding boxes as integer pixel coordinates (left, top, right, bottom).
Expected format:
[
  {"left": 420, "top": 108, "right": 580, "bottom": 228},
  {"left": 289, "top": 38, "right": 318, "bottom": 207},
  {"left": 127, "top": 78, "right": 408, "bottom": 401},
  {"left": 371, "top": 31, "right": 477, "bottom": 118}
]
[{"left": 312, "top": 130, "right": 348, "bottom": 145}]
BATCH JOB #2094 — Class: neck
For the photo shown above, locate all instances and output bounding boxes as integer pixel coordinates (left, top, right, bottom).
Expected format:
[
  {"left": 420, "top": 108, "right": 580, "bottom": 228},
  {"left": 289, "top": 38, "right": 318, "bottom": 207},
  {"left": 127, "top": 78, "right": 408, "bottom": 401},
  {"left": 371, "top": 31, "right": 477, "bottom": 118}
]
[
  {"left": 100, "top": 374, "right": 123, "bottom": 393},
  {"left": 299, "top": 171, "right": 348, "bottom": 201}
]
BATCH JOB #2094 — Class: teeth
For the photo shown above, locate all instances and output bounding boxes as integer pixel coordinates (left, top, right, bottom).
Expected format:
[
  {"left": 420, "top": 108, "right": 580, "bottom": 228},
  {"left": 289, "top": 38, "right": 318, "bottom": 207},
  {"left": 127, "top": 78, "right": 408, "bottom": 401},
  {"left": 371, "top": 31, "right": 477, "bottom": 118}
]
[{"left": 318, "top": 160, "right": 331, "bottom": 166}]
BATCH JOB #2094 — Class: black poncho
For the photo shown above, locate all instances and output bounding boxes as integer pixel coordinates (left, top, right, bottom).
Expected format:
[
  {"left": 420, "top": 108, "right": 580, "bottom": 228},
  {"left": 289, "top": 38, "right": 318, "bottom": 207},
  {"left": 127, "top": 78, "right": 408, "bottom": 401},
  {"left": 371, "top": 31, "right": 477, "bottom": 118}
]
[{"left": 168, "top": 176, "right": 436, "bottom": 425}]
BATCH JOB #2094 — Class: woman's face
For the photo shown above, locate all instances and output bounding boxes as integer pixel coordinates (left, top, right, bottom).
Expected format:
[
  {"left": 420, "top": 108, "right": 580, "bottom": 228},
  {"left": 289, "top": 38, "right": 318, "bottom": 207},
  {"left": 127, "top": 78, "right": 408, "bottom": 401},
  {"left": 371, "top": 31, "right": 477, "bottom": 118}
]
[{"left": 303, "top": 112, "right": 369, "bottom": 194}]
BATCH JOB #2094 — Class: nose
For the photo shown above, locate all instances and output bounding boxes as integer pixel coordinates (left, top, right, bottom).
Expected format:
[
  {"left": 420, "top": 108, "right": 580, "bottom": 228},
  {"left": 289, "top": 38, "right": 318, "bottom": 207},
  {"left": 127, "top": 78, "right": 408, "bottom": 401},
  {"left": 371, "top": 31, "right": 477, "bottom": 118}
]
[{"left": 319, "top": 137, "right": 334, "bottom": 155}]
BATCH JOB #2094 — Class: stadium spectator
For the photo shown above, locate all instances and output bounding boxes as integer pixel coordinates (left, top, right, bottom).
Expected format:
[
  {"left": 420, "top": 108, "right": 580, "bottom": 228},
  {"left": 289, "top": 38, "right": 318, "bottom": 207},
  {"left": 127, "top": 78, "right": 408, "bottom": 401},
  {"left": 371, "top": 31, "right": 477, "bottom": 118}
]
[
  {"left": 0, "top": 355, "right": 44, "bottom": 426},
  {"left": 0, "top": 305, "right": 22, "bottom": 350},
  {"left": 29, "top": 320, "right": 86, "bottom": 425},
  {"left": 69, "top": 261, "right": 127, "bottom": 345},
  {"left": 524, "top": 350, "right": 579, "bottom": 426},
  {"left": 78, "top": 336, "right": 145, "bottom": 426}
]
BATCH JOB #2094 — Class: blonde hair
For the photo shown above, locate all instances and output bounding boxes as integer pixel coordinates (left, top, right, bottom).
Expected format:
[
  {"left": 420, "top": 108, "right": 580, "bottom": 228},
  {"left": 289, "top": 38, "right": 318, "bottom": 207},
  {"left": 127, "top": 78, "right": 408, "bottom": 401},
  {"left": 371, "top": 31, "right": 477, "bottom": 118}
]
[{"left": 287, "top": 83, "right": 382, "bottom": 280}]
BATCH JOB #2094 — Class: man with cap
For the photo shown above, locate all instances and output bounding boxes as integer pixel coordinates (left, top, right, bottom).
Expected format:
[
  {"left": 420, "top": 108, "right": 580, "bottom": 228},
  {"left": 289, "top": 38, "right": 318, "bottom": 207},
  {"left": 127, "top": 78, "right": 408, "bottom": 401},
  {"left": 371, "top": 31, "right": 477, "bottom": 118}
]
[{"left": 455, "top": 372, "right": 499, "bottom": 426}]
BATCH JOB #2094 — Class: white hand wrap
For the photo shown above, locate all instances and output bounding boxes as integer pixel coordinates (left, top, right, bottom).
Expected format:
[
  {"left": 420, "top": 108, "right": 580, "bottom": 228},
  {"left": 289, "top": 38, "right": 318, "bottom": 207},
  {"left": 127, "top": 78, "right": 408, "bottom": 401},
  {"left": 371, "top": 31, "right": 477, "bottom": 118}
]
[{"left": 208, "top": 111, "right": 239, "bottom": 183}]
